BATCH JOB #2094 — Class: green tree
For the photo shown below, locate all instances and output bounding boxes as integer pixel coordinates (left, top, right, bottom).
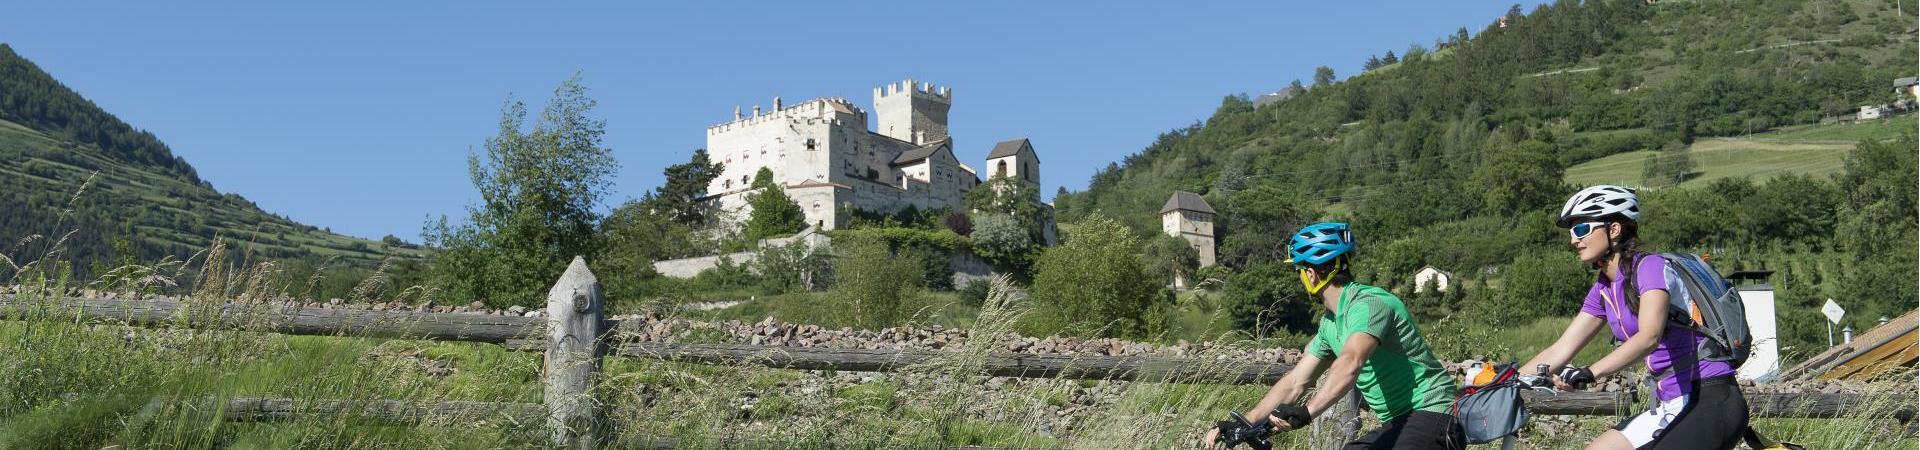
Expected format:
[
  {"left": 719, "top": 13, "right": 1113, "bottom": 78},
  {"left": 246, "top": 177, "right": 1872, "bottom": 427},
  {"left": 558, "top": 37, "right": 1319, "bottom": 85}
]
[
  {"left": 1741, "top": 174, "right": 1839, "bottom": 244},
  {"left": 1469, "top": 139, "right": 1564, "bottom": 214},
  {"left": 1141, "top": 234, "right": 1200, "bottom": 287},
  {"left": 967, "top": 176, "right": 1047, "bottom": 241},
  {"left": 1832, "top": 134, "right": 1918, "bottom": 323},
  {"left": 832, "top": 236, "right": 925, "bottom": 328},
  {"left": 743, "top": 167, "right": 806, "bottom": 241},
  {"left": 1216, "top": 186, "right": 1308, "bottom": 268},
  {"left": 1313, "top": 66, "right": 1336, "bottom": 87},
  {"left": 1472, "top": 250, "right": 1591, "bottom": 326},
  {"left": 426, "top": 74, "right": 617, "bottom": 307},
  {"left": 1027, "top": 214, "right": 1166, "bottom": 338},
  {"left": 1222, "top": 261, "right": 1315, "bottom": 337},
  {"left": 648, "top": 149, "right": 723, "bottom": 225},
  {"left": 970, "top": 213, "right": 1035, "bottom": 275},
  {"left": 756, "top": 240, "right": 831, "bottom": 294},
  {"left": 1641, "top": 141, "right": 1697, "bottom": 187}
]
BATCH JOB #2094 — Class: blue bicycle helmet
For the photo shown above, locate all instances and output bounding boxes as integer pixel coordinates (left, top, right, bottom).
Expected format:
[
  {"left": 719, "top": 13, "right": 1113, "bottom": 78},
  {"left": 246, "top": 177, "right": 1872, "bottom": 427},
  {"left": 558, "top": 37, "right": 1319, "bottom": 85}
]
[{"left": 1286, "top": 222, "right": 1354, "bottom": 266}]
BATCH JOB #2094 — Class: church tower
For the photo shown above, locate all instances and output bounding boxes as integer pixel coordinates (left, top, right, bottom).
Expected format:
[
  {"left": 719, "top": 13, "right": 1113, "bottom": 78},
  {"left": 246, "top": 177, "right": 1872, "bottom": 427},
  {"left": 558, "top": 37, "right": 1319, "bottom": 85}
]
[{"left": 872, "top": 79, "right": 951, "bottom": 145}]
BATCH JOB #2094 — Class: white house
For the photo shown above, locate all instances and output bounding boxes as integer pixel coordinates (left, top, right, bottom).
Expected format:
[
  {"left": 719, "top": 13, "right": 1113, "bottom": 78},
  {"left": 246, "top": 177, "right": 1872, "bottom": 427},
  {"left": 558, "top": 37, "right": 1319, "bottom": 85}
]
[
  {"left": 1859, "top": 104, "right": 1891, "bottom": 120},
  {"left": 1412, "top": 266, "right": 1454, "bottom": 293}
]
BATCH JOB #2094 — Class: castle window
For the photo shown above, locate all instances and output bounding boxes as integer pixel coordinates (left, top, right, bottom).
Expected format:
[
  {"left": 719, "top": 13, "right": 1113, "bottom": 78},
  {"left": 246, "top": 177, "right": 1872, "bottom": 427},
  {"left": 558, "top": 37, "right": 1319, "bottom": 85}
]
[
  {"left": 741, "top": 174, "right": 749, "bottom": 184},
  {"left": 996, "top": 160, "right": 1008, "bottom": 177},
  {"left": 805, "top": 138, "right": 817, "bottom": 150},
  {"left": 724, "top": 179, "right": 732, "bottom": 189}
]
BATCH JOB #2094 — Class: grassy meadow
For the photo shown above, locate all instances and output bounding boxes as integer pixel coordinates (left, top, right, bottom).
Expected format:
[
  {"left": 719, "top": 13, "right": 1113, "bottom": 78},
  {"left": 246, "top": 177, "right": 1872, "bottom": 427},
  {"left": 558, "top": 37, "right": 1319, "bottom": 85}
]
[
  {"left": 3, "top": 251, "right": 1914, "bottom": 450},
  {"left": 1563, "top": 118, "right": 1912, "bottom": 189}
]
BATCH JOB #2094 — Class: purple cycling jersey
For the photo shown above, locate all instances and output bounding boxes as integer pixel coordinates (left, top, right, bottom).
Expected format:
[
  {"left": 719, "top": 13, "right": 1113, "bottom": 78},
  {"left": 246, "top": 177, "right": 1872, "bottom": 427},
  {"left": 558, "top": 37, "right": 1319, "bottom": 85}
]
[{"left": 1579, "top": 253, "right": 1736, "bottom": 402}]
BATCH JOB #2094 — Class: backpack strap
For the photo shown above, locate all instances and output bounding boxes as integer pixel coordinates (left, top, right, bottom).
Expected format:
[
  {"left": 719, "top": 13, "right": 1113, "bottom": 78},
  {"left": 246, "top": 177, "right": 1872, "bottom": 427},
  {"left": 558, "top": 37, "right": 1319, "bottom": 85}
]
[{"left": 1624, "top": 253, "right": 1715, "bottom": 335}]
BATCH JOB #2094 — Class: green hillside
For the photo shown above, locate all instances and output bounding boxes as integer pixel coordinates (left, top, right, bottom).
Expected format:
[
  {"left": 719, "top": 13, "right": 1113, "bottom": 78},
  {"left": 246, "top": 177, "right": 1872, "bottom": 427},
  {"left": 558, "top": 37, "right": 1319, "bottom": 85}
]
[
  {"left": 1055, "top": 0, "right": 1916, "bottom": 352},
  {"left": 0, "top": 44, "right": 407, "bottom": 285},
  {"left": 1565, "top": 138, "right": 1854, "bottom": 188},
  {"left": 1565, "top": 119, "right": 1910, "bottom": 188}
]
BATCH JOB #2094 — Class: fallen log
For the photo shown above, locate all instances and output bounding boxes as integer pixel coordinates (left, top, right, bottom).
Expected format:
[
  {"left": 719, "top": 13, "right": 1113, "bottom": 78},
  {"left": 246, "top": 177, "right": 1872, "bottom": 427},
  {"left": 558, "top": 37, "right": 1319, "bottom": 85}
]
[{"left": 0, "top": 295, "right": 542, "bottom": 343}]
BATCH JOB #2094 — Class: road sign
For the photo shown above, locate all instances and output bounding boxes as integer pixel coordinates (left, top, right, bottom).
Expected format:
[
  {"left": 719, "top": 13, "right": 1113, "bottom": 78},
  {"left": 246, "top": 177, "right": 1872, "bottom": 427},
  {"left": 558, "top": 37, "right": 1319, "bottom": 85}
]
[{"left": 1822, "top": 299, "right": 1846, "bottom": 325}]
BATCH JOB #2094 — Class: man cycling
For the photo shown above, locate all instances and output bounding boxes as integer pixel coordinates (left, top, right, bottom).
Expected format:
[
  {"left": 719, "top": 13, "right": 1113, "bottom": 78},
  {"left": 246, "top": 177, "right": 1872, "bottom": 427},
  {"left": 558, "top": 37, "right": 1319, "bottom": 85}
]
[{"left": 1204, "top": 223, "right": 1463, "bottom": 449}]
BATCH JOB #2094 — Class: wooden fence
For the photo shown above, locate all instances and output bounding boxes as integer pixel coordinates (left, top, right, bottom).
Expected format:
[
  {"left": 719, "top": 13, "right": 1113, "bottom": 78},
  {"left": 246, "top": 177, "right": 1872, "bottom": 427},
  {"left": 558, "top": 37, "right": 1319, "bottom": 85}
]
[{"left": 3, "top": 257, "right": 1913, "bottom": 449}]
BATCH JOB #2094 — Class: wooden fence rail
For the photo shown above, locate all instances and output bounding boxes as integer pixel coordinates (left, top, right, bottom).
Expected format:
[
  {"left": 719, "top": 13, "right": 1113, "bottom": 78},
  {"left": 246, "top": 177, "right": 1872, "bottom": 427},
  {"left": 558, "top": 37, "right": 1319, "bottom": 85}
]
[{"left": 4, "top": 257, "right": 1915, "bottom": 448}]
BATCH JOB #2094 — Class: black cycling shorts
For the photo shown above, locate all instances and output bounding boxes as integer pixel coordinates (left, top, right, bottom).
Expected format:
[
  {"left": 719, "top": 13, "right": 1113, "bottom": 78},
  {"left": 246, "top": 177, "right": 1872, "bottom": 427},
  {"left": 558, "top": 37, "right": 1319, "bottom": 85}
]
[
  {"left": 1614, "top": 376, "right": 1750, "bottom": 450},
  {"left": 1343, "top": 410, "right": 1466, "bottom": 450}
]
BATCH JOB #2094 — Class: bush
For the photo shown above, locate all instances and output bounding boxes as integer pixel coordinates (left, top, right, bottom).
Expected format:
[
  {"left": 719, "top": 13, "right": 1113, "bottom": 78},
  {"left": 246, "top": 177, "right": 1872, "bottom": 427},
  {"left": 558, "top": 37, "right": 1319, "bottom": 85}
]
[
  {"left": 755, "top": 241, "right": 831, "bottom": 294},
  {"left": 1026, "top": 214, "right": 1167, "bottom": 338},
  {"left": 970, "top": 214, "right": 1035, "bottom": 276},
  {"left": 831, "top": 227, "right": 964, "bottom": 290},
  {"left": 1221, "top": 261, "right": 1315, "bottom": 338},
  {"left": 831, "top": 237, "right": 926, "bottom": 328},
  {"left": 1470, "top": 250, "right": 1592, "bottom": 326},
  {"left": 1140, "top": 234, "right": 1199, "bottom": 286},
  {"left": 689, "top": 256, "right": 759, "bottom": 292},
  {"left": 957, "top": 279, "right": 992, "bottom": 307}
]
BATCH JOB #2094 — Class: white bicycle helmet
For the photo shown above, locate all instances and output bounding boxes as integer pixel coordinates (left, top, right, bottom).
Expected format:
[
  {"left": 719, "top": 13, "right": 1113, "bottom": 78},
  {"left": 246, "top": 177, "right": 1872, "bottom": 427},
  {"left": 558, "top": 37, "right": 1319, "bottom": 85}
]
[{"left": 1557, "top": 185, "right": 1639, "bottom": 227}]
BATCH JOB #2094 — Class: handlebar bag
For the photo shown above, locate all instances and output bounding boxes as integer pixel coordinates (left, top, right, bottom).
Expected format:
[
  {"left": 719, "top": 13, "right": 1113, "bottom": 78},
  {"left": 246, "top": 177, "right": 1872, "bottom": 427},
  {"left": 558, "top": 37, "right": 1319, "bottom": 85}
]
[{"left": 1452, "top": 381, "right": 1528, "bottom": 444}]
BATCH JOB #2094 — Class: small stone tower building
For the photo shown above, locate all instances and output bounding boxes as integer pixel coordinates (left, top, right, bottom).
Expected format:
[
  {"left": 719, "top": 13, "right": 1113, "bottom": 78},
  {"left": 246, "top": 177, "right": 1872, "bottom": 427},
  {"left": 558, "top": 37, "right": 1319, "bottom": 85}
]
[
  {"left": 985, "top": 138, "right": 1040, "bottom": 188},
  {"left": 1161, "top": 191, "right": 1217, "bottom": 268}
]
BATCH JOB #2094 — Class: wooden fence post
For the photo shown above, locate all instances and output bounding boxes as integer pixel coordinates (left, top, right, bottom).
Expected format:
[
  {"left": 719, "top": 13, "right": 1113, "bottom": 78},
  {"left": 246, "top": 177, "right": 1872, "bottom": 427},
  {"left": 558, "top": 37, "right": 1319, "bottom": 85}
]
[{"left": 545, "top": 256, "right": 608, "bottom": 448}]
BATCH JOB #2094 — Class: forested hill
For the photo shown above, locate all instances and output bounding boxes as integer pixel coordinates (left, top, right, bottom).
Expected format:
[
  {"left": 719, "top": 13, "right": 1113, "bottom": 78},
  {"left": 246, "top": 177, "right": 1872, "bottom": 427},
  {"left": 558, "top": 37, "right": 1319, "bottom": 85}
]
[
  {"left": 0, "top": 44, "right": 199, "bottom": 183},
  {"left": 1054, "top": 0, "right": 1916, "bottom": 351},
  {"left": 0, "top": 43, "right": 407, "bottom": 288}
]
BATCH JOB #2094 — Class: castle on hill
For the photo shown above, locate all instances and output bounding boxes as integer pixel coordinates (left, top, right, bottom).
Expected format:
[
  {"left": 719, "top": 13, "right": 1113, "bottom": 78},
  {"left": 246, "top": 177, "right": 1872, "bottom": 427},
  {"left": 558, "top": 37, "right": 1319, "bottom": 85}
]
[{"left": 701, "top": 79, "right": 1050, "bottom": 240}]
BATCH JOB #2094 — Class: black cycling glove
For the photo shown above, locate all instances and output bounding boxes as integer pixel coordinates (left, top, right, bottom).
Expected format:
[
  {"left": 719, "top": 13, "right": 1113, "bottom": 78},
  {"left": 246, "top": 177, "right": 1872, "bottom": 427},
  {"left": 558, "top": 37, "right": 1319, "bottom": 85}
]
[
  {"left": 1271, "top": 404, "right": 1311, "bottom": 429},
  {"left": 1556, "top": 366, "right": 1596, "bottom": 388}
]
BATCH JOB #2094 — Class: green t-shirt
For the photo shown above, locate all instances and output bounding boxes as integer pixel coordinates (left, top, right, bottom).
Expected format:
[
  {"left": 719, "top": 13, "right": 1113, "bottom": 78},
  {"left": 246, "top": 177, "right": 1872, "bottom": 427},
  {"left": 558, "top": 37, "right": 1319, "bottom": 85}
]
[{"left": 1304, "top": 283, "right": 1458, "bottom": 421}]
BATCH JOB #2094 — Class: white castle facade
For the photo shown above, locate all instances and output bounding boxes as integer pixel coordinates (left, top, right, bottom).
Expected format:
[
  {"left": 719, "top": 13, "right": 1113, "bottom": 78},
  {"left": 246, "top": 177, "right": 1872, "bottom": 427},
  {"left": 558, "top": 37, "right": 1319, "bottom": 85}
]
[{"left": 701, "top": 79, "right": 1046, "bottom": 234}]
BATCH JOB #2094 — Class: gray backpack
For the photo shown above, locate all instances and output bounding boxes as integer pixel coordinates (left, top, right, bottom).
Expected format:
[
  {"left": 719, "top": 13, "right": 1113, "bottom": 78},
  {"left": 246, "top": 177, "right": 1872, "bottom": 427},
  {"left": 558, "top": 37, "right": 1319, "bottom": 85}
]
[{"left": 1627, "top": 252, "right": 1752, "bottom": 369}]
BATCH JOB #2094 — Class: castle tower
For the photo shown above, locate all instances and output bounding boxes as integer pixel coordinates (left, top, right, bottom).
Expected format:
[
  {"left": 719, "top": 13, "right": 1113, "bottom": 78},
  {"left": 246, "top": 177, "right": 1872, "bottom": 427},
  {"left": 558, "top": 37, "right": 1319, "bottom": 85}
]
[
  {"left": 873, "top": 79, "right": 951, "bottom": 145},
  {"left": 1160, "top": 191, "right": 1217, "bottom": 270}
]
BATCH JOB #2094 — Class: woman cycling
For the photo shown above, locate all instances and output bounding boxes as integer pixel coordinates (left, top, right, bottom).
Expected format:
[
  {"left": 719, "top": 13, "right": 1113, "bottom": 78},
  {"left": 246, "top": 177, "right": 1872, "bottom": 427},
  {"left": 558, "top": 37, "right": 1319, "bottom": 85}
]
[{"left": 1519, "top": 185, "right": 1747, "bottom": 450}]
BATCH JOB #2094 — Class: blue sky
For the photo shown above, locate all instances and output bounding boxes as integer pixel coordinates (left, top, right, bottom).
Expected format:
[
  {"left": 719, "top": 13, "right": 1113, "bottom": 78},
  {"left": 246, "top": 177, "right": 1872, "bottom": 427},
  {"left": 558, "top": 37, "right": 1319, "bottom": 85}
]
[{"left": 4, "top": 1, "right": 1521, "bottom": 241}]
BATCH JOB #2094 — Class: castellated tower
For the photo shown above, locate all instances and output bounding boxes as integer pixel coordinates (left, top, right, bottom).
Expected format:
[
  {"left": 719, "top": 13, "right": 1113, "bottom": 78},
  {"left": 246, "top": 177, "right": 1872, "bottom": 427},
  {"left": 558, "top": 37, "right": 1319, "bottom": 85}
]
[{"left": 873, "top": 79, "right": 951, "bottom": 145}]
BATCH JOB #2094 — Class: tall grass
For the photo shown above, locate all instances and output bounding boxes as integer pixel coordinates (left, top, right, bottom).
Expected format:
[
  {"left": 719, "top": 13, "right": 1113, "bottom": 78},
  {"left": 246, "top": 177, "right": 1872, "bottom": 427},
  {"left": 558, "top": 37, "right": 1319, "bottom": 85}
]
[{"left": 1, "top": 178, "right": 1912, "bottom": 449}]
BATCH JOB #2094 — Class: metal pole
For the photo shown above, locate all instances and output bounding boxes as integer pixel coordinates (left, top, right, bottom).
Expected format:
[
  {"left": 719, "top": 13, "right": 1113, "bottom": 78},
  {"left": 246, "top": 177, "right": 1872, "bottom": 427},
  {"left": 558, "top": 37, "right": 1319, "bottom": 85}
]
[{"left": 1827, "top": 322, "right": 1834, "bottom": 347}]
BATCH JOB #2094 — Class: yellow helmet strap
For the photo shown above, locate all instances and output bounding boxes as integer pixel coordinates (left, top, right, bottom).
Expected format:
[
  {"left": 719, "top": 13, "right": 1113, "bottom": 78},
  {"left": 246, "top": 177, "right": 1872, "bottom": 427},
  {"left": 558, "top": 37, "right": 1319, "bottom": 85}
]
[{"left": 1298, "top": 258, "right": 1344, "bottom": 296}]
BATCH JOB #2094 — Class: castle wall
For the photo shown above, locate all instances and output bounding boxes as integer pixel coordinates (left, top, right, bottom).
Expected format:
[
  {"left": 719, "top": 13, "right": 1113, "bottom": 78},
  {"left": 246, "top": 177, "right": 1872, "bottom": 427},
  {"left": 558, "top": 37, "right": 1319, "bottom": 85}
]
[
  {"left": 652, "top": 230, "right": 1004, "bottom": 289},
  {"left": 698, "top": 82, "right": 1013, "bottom": 234}
]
